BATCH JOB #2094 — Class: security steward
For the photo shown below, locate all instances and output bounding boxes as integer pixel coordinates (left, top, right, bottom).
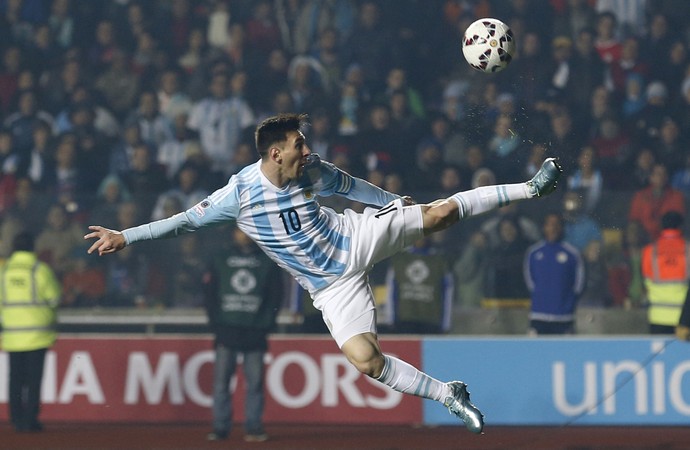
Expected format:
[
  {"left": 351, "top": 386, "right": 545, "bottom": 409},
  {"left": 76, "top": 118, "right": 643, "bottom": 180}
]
[
  {"left": 642, "top": 211, "right": 689, "bottom": 334},
  {"left": 0, "top": 232, "right": 61, "bottom": 432}
]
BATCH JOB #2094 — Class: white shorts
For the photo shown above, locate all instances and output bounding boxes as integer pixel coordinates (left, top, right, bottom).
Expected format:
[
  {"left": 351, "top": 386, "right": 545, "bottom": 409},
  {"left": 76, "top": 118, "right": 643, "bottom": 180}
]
[{"left": 311, "top": 199, "right": 424, "bottom": 347}]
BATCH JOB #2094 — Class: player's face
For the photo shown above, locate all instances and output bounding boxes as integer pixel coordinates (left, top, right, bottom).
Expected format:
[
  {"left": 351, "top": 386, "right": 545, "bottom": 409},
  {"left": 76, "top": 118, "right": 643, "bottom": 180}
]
[{"left": 280, "top": 130, "right": 311, "bottom": 179}]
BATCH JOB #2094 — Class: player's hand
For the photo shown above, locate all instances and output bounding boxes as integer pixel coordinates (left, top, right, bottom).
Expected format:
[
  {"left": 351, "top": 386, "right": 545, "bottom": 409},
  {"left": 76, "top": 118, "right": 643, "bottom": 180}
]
[
  {"left": 401, "top": 196, "right": 416, "bottom": 206},
  {"left": 676, "top": 325, "right": 690, "bottom": 341},
  {"left": 84, "top": 226, "right": 127, "bottom": 256}
]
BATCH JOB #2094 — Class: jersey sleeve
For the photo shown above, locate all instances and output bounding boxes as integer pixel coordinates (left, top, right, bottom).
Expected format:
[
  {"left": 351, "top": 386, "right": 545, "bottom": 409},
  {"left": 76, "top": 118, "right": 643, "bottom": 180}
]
[
  {"left": 123, "top": 182, "right": 241, "bottom": 244},
  {"left": 314, "top": 158, "right": 400, "bottom": 207}
]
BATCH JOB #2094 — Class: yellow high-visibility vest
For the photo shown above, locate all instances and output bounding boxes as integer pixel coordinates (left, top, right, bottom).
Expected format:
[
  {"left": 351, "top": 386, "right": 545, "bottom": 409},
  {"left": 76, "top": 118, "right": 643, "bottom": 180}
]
[
  {"left": 0, "top": 251, "right": 61, "bottom": 352},
  {"left": 642, "top": 231, "right": 690, "bottom": 326}
]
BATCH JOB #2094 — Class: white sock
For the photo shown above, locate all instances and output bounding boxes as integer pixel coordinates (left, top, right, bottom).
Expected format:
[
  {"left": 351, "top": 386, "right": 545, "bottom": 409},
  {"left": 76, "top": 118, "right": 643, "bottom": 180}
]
[
  {"left": 451, "top": 183, "right": 530, "bottom": 220},
  {"left": 376, "top": 355, "right": 451, "bottom": 402}
]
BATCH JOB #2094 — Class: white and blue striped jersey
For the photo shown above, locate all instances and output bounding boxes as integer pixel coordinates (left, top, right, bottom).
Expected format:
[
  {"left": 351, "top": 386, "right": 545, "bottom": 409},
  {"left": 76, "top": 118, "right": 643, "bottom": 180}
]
[{"left": 122, "top": 157, "right": 400, "bottom": 293}]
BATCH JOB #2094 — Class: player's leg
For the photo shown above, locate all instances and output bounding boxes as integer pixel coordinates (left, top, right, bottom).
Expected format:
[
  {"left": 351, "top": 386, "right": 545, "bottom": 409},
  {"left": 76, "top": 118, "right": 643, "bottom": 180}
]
[
  {"left": 340, "top": 331, "right": 484, "bottom": 434},
  {"left": 421, "top": 158, "right": 562, "bottom": 233}
]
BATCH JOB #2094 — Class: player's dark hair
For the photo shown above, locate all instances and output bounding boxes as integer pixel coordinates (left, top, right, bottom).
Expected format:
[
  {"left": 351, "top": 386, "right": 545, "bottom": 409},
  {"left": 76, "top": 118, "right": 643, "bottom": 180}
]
[{"left": 254, "top": 113, "right": 309, "bottom": 158}]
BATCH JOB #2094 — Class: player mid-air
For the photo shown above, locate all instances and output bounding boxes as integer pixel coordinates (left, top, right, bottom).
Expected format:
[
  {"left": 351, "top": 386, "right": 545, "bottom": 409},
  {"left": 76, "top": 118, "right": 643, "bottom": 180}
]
[{"left": 85, "top": 113, "right": 562, "bottom": 433}]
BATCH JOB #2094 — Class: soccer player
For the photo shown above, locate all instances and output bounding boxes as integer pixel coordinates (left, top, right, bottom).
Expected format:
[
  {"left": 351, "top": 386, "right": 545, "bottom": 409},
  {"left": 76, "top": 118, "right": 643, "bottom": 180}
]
[{"left": 85, "top": 113, "right": 562, "bottom": 433}]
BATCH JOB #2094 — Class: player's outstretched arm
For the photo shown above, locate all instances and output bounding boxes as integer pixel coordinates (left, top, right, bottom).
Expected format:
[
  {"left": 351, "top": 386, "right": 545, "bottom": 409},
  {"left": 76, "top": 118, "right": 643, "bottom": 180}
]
[{"left": 84, "top": 225, "right": 127, "bottom": 256}]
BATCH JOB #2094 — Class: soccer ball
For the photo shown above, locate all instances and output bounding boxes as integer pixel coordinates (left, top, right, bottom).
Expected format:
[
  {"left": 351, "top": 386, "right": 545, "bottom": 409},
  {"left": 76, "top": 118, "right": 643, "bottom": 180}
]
[{"left": 462, "top": 18, "right": 515, "bottom": 73}]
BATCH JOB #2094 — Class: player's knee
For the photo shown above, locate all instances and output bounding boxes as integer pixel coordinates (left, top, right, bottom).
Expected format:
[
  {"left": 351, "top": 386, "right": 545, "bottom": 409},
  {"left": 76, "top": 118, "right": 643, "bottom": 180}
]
[{"left": 353, "top": 356, "right": 384, "bottom": 378}]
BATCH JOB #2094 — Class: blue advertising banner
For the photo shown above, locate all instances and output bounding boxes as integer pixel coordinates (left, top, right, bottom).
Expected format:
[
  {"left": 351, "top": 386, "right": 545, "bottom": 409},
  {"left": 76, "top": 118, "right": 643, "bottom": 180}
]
[{"left": 422, "top": 337, "right": 690, "bottom": 425}]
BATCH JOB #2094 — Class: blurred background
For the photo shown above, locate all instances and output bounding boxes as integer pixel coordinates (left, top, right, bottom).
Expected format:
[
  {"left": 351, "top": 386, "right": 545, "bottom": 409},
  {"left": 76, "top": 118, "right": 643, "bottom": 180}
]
[
  {"left": 3, "top": 0, "right": 690, "bottom": 333},
  {"left": 1, "top": 0, "right": 690, "bottom": 435}
]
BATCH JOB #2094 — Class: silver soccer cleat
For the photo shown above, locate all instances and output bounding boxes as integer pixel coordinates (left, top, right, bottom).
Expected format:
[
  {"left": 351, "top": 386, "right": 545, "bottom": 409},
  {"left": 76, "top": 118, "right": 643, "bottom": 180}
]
[
  {"left": 526, "top": 157, "right": 563, "bottom": 197},
  {"left": 443, "top": 381, "right": 484, "bottom": 434}
]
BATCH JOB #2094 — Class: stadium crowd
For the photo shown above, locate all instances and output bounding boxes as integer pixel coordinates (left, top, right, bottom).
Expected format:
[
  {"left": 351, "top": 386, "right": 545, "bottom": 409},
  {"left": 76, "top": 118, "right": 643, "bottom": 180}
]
[{"left": 1, "top": 0, "right": 690, "bottom": 324}]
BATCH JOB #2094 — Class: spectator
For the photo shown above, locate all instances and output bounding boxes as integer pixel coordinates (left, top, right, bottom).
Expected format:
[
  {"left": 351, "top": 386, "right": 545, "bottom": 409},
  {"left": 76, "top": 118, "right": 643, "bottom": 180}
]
[
  {"left": 508, "top": 31, "right": 548, "bottom": 109},
  {"left": 628, "top": 147, "right": 656, "bottom": 190},
  {"left": 100, "top": 202, "right": 161, "bottom": 308},
  {"left": 187, "top": 71, "right": 255, "bottom": 178},
  {"left": 94, "top": 49, "right": 141, "bottom": 120},
  {"left": 628, "top": 163, "right": 685, "bottom": 239},
  {"left": 588, "top": 114, "right": 633, "bottom": 188},
  {"left": 653, "top": 116, "right": 685, "bottom": 171},
  {"left": 480, "top": 202, "right": 541, "bottom": 249},
  {"left": 101, "top": 244, "right": 160, "bottom": 308},
  {"left": 486, "top": 113, "right": 523, "bottom": 181},
  {"left": 643, "top": 13, "right": 674, "bottom": 76},
  {"left": 125, "top": 90, "right": 174, "bottom": 149},
  {"left": 621, "top": 73, "right": 646, "bottom": 119},
  {"left": 3, "top": 177, "right": 49, "bottom": 237},
  {"left": 453, "top": 231, "right": 489, "bottom": 309},
  {"left": 41, "top": 56, "right": 85, "bottom": 116},
  {"left": 377, "top": 67, "right": 425, "bottom": 120},
  {"left": 552, "top": 0, "right": 596, "bottom": 40},
  {"left": 593, "top": 11, "right": 622, "bottom": 65},
  {"left": 48, "top": 0, "right": 74, "bottom": 50},
  {"left": 249, "top": 48, "right": 289, "bottom": 114},
  {"left": 61, "top": 249, "right": 106, "bottom": 308},
  {"left": 609, "top": 37, "right": 649, "bottom": 98},
  {"left": 156, "top": 113, "right": 201, "bottom": 179},
  {"left": 17, "top": 120, "right": 52, "bottom": 190},
  {"left": 622, "top": 220, "right": 649, "bottom": 308},
  {"left": 305, "top": 108, "right": 336, "bottom": 161},
  {"left": 0, "top": 127, "right": 20, "bottom": 175},
  {"left": 543, "top": 106, "right": 583, "bottom": 169},
  {"left": 632, "top": 80, "right": 672, "bottom": 144},
  {"left": 388, "top": 90, "right": 423, "bottom": 146},
  {"left": 34, "top": 202, "right": 83, "bottom": 277},
  {"left": 524, "top": 213, "right": 585, "bottom": 335},
  {"left": 88, "top": 174, "right": 131, "bottom": 229},
  {"left": 567, "top": 145, "right": 603, "bottom": 213},
  {"left": 485, "top": 216, "right": 532, "bottom": 304},
  {"left": 119, "top": 142, "right": 168, "bottom": 216},
  {"left": 642, "top": 211, "right": 689, "bottom": 334},
  {"left": 578, "top": 239, "right": 612, "bottom": 308},
  {"left": 671, "top": 153, "right": 690, "bottom": 199},
  {"left": 354, "top": 103, "right": 402, "bottom": 177},
  {"left": 543, "top": 35, "right": 575, "bottom": 103},
  {"left": 409, "top": 138, "right": 443, "bottom": 193},
  {"left": 155, "top": 69, "right": 192, "bottom": 121},
  {"left": 562, "top": 190, "right": 602, "bottom": 252},
  {"left": 88, "top": 20, "right": 119, "bottom": 75},
  {"left": 310, "top": 27, "right": 343, "bottom": 96},
  {"left": 286, "top": 55, "right": 329, "bottom": 114},
  {"left": 163, "top": 234, "right": 206, "bottom": 308},
  {"left": 343, "top": 1, "right": 397, "bottom": 91},
  {"left": 569, "top": 27, "right": 606, "bottom": 115},
  {"left": 244, "top": 0, "right": 281, "bottom": 59},
  {"left": 659, "top": 40, "right": 688, "bottom": 107},
  {"left": 53, "top": 84, "right": 121, "bottom": 140},
  {"left": 23, "top": 23, "right": 60, "bottom": 78},
  {"left": 156, "top": 0, "right": 194, "bottom": 58},
  {"left": 3, "top": 90, "right": 54, "bottom": 155},
  {"left": 177, "top": 27, "right": 209, "bottom": 77},
  {"left": 0, "top": 46, "right": 23, "bottom": 115},
  {"left": 150, "top": 162, "right": 208, "bottom": 221},
  {"left": 580, "top": 84, "right": 615, "bottom": 140}
]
